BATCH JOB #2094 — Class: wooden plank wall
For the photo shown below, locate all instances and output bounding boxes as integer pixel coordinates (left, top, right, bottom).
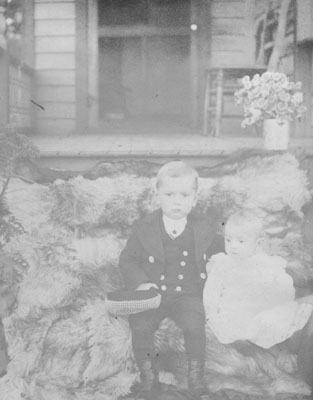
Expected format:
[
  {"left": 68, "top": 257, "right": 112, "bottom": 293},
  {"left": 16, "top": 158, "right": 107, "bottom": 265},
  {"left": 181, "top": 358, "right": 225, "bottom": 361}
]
[
  {"left": 210, "top": 0, "right": 255, "bottom": 67},
  {"left": 34, "top": 0, "right": 76, "bottom": 135},
  {"left": 296, "top": 0, "right": 313, "bottom": 42}
]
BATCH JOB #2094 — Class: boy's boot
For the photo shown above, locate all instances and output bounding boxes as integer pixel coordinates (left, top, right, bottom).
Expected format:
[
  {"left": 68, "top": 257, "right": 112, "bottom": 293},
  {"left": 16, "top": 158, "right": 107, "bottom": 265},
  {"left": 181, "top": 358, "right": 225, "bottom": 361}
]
[
  {"left": 136, "top": 358, "right": 159, "bottom": 399},
  {"left": 188, "top": 359, "right": 209, "bottom": 400}
]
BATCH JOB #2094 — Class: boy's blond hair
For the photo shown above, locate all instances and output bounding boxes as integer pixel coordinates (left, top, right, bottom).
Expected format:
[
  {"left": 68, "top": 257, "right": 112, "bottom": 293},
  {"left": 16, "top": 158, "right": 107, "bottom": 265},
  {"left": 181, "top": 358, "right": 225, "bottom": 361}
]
[
  {"left": 156, "top": 161, "right": 199, "bottom": 190},
  {"left": 225, "top": 211, "right": 264, "bottom": 237}
]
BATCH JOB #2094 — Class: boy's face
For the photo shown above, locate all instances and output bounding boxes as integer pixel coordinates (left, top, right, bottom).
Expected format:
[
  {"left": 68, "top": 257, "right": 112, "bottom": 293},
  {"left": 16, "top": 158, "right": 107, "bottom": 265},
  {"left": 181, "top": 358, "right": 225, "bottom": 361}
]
[
  {"left": 224, "top": 222, "right": 259, "bottom": 258},
  {"left": 157, "top": 175, "right": 197, "bottom": 220}
]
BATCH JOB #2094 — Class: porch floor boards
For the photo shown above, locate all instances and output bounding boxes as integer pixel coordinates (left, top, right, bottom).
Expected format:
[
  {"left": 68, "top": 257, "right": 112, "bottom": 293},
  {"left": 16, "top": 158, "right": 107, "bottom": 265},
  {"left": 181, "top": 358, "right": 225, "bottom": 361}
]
[{"left": 30, "top": 133, "right": 313, "bottom": 158}]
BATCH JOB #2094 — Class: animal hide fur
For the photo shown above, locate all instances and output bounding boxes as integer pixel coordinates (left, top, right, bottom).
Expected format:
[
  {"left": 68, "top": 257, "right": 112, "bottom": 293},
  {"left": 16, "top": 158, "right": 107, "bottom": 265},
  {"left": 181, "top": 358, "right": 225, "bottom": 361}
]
[{"left": 0, "top": 153, "right": 312, "bottom": 399}]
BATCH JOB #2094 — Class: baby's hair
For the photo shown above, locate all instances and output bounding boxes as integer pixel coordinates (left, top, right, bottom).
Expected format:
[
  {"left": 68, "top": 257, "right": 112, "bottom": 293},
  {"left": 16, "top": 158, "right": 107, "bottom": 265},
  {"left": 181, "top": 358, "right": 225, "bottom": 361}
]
[
  {"left": 226, "top": 211, "right": 264, "bottom": 237},
  {"left": 156, "top": 161, "right": 199, "bottom": 191}
]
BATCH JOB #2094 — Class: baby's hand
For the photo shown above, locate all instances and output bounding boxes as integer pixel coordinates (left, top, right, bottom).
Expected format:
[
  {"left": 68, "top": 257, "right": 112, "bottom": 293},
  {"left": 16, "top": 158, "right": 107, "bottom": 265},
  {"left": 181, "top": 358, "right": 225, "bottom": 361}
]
[{"left": 136, "top": 283, "right": 159, "bottom": 291}]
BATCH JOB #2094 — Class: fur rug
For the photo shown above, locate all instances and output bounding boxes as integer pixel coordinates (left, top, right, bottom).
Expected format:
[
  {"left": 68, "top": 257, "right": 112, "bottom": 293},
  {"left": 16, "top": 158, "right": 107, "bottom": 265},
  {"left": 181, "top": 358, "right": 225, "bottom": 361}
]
[{"left": 0, "top": 153, "right": 312, "bottom": 400}]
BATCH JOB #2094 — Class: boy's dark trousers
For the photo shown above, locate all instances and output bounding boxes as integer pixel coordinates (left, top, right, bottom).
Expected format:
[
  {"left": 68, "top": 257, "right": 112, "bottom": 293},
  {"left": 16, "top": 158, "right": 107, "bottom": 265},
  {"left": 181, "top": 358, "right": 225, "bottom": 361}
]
[{"left": 129, "top": 292, "right": 206, "bottom": 396}]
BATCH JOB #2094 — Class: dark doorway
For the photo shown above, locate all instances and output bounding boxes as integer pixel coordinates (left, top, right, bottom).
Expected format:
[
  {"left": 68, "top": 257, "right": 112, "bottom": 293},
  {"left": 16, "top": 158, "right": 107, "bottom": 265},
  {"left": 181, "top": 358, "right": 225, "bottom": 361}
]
[{"left": 98, "top": 0, "right": 193, "bottom": 127}]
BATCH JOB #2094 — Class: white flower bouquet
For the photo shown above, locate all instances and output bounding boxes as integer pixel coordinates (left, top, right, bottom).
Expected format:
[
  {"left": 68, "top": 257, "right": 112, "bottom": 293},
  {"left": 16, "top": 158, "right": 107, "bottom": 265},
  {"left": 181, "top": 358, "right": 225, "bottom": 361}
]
[{"left": 235, "top": 71, "right": 306, "bottom": 128}]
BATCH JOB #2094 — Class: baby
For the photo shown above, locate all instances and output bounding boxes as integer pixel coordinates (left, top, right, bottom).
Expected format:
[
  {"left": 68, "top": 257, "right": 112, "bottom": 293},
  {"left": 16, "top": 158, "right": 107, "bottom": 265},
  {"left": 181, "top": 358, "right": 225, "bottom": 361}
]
[{"left": 203, "top": 211, "right": 313, "bottom": 350}]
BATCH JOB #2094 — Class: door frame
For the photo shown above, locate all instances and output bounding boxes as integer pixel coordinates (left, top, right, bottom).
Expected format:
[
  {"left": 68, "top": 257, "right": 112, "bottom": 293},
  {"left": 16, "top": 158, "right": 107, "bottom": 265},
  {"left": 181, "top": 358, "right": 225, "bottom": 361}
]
[
  {"left": 87, "top": 0, "right": 209, "bottom": 129},
  {"left": 87, "top": 0, "right": 99, "bottom": 128}
]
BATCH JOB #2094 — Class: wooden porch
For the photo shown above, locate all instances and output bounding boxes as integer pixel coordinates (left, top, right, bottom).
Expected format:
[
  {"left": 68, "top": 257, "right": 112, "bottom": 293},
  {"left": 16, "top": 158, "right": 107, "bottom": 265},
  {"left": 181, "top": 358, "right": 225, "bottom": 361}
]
[{"left": 31, "top": 131, "right": 313, "bottom": 171}]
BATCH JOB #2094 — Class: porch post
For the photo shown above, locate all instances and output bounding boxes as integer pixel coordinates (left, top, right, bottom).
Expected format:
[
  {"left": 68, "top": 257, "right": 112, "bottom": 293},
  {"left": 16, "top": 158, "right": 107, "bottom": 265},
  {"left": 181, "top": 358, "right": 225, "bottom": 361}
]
[
  {"left": 87, "top": 0, "right": 98, "bottom": 128},
  {"left": 76, "top": 0, "right": 89, "bottom": 134},
  {"left": 0, "top": 0, "right": 9, "bottom": 128},
  {"left": 190, "top": 0, "right": 200, "bottom": 128},
  {"left": 197, "top": 0, "right": 211, "bottom": 127},
  {"left": 190, "top": 0, "right": 211, "bottom": 130}
]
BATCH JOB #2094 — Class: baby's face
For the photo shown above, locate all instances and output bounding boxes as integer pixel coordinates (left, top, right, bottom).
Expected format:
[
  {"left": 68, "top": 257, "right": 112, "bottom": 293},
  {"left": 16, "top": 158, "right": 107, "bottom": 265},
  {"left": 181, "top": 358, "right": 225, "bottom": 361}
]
[
  {"left": 157, "top": 176, "right": 197, "bottom": 220},
  {"left": 224, "top": 223, "right": 259, "bottom": 258}
]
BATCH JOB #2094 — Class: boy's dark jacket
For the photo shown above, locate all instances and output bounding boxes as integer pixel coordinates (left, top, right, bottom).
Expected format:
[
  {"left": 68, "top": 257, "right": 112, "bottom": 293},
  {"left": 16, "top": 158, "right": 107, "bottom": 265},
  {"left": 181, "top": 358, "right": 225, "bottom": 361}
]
[{"left": 119, "top": 209, "right": 224, "bottom": 290}]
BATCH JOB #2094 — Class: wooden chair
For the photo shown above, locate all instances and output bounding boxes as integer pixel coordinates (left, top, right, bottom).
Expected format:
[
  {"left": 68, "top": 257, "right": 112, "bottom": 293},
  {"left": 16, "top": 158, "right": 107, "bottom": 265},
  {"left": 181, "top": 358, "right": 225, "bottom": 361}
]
[{"left": 202, "top": 66, "right": 266, "bottom": 136}]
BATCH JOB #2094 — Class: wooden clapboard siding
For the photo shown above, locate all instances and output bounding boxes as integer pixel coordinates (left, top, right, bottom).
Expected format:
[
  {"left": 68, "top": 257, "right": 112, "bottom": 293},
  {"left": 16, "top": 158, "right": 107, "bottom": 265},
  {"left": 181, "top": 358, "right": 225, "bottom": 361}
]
[
  {"left": 36, "top": 54, "right": 75, "bottom": 69},
  {"left": 211, "top": 35, "right": 245, "bottom": 52},
  {"left": 210, "top": 17, "right": 246, "bottom": 35},
  {"left": 297, "top": 0, "right": 313, "bottom": 42},
  {"left": 35, "top": 37, "right": 76, "bottom": 53},
  {"left": 35, "top": 2, "right": 75, "bottom": 19},
  {"left": 36, "top": 86, "right": 76, "bottom": 102},
  {"left": 210, "top": 0, "right": 255, "bottom": 67},
  {"left": 35, "top": 20, "right": 76, "bottom": 36},
  {"left": 210, "top": 1, "right": 246, "bottom": 18},
  {"left": 34, "top": 0, "right": 76, "bottom": 136},
  {"left": 36, "top": 103, "right": 76, "bottom": 119},
  {"left": 36, "top": 70, "right": 76, "bottom": 86},
  {"left": 210, "top": 51, "right": 246, "bottom": 67},
  {"left": 36, "top": 119, "right": 76, "bottom": 136}
]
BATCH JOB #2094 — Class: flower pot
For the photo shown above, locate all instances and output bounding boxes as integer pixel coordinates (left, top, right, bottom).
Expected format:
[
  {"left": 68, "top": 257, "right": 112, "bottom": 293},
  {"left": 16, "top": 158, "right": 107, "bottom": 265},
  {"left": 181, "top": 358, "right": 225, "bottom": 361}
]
[{"left": 263, "top": 119, "right": 290, "bottom": 150}]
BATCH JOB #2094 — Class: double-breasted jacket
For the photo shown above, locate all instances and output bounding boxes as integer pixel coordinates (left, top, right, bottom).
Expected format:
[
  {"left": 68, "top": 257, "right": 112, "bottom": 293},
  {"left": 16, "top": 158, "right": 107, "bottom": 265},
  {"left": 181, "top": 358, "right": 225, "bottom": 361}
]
[{"left": 119, "top": 209, "right": 224, "bottom": 292}]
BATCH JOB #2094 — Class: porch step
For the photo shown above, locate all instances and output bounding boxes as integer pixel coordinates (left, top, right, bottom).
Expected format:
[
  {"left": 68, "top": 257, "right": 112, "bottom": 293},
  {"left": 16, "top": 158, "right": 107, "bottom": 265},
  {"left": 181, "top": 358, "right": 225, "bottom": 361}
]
[{"left": 30, "top": 134, "right": 313, "bottom": 171}]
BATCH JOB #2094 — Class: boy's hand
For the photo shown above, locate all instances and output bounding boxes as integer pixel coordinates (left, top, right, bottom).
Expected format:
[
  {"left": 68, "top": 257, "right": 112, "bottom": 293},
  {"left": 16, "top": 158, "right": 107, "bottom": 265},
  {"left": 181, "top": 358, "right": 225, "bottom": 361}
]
[{"left": 136, "top": 283, "right": 159, "bottom": 291}]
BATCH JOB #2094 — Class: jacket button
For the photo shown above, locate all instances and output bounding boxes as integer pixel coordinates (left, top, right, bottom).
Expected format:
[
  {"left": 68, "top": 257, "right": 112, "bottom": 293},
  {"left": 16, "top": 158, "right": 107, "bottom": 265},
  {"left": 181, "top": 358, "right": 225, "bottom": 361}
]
[
  {"left": 183, "top": 251, "right": 188, "bottom": 256},
  {"left": 178, "top": 274, "right": 184, "bottom": 280},
  {"left": 149, "top": 256, "right": 155, "bottom": 263},
  {"left": 180, "top": 261, "right": 186, "bottom": 267},
  {"left": 175, "top": 286, "right": 182, "bottom": 291},
  {"left": 160, "top": 274, "right": 165, "bottom": 281},
  {"left": 161, "top": 285, "right": 167, "bottom": 291},
  {"left": 200, "top": 273, "right": 206, "bottom": 279}
]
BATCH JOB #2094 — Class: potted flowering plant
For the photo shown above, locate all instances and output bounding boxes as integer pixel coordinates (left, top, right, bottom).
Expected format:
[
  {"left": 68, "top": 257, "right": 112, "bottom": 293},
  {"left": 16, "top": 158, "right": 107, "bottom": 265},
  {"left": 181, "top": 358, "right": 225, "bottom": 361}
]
[{"left": 234, "top": 71, "right": 306, "bottom": 149}]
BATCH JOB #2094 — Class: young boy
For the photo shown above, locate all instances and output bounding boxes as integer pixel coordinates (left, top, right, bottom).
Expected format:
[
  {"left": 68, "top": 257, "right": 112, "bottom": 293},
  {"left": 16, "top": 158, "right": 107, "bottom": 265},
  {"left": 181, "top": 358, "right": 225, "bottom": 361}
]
[{"left": 119, "top": 161, "right": 223, "bottom": 399}]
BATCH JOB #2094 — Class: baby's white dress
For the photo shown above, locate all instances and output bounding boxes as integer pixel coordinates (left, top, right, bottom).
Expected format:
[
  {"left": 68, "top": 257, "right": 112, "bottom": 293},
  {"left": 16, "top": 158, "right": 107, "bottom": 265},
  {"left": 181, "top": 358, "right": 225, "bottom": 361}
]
[{"left": 204, "top": 252, "right": 313, "bottom": 348}]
